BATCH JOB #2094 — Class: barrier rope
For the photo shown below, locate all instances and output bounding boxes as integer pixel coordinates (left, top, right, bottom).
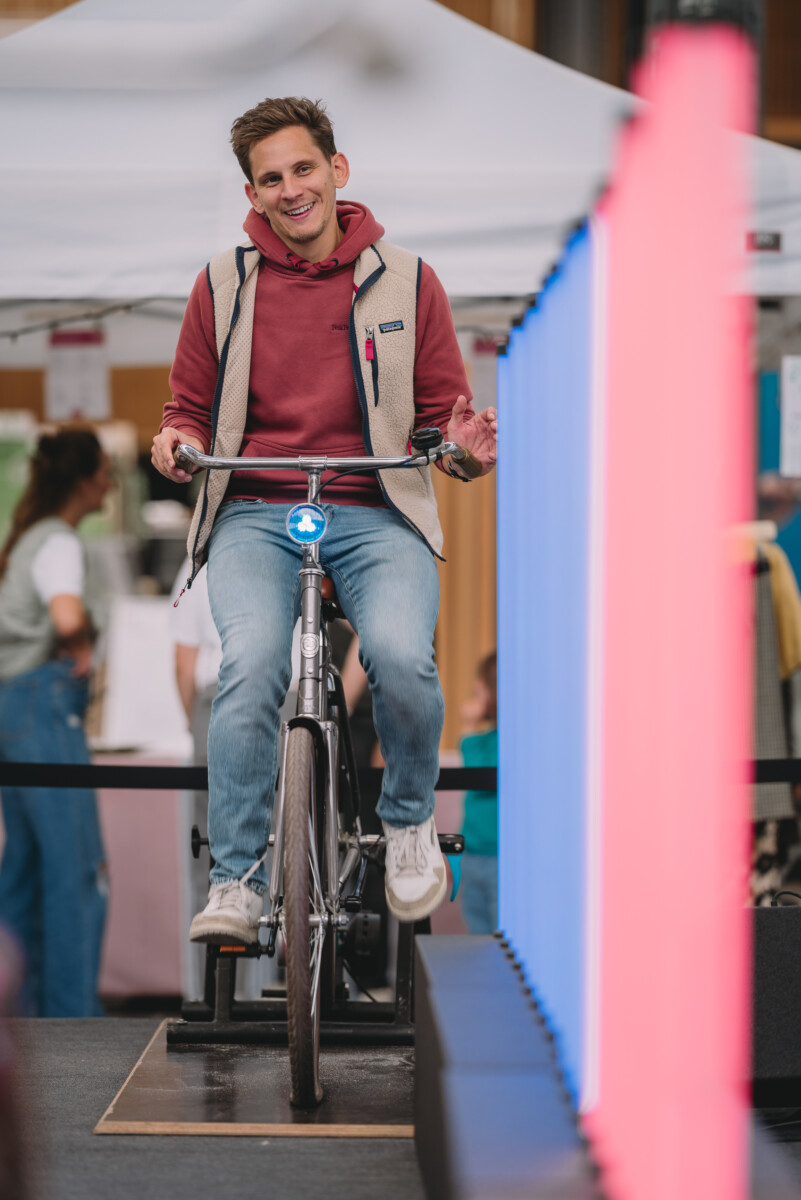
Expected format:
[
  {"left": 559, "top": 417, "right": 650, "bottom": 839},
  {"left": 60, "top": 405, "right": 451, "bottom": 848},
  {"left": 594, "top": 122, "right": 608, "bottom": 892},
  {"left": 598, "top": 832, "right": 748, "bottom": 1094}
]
[
  {"left": 0, "top": 761, "right": 791, "bottom": 788},
  {"left": 0, "top": 763, "right": 498, "bottom": 792},
  {"left": 753, "top": 760, "right": 801, "bottom": 785}
]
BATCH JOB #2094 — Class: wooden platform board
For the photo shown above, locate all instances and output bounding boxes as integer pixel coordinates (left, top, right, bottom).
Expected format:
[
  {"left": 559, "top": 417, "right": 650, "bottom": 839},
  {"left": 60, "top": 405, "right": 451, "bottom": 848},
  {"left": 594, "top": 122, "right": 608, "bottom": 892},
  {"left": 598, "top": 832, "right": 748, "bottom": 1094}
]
[{"left": 94, "top": 1020, "right": 415, "bottom": 1138}]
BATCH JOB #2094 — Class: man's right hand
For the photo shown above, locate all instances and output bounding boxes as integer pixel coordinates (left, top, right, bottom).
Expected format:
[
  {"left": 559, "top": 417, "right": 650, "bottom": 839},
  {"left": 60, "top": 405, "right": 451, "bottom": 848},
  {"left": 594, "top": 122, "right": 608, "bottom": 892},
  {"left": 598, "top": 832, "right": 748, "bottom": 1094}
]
[{"left": 151, "top": 428, "right": 205, "bottom": 484}]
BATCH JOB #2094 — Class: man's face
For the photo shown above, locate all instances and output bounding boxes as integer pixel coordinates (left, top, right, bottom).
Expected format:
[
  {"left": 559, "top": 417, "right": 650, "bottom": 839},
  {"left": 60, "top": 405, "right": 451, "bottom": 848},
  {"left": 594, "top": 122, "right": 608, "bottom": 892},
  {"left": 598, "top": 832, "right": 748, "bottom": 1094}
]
[{"left": 245, "top": 125, "right": 349, "bottom": 260}]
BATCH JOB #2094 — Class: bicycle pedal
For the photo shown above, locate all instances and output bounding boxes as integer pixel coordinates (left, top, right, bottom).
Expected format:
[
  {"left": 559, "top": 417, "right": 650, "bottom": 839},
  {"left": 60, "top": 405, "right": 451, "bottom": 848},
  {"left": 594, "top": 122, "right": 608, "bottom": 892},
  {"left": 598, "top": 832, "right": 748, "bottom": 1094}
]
[
  {"left": 190, "top": 824, "right": 209, "bottom": 859},
  {"left": 217, "top": 942, "right": 263, "bottom": 957}
]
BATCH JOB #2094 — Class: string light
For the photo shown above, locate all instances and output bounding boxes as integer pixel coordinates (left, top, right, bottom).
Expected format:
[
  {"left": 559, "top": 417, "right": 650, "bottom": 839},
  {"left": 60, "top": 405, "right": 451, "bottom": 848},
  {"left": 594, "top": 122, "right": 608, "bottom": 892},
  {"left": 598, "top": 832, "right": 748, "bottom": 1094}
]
[{"left": 0, "top": 298, "right": 178, "bottom": 341}]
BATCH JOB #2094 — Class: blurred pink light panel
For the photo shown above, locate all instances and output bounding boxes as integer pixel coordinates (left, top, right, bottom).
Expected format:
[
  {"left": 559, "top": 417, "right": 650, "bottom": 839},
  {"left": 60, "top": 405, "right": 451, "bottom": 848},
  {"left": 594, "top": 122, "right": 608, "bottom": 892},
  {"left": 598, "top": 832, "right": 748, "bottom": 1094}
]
[{"left": 583, "top": 24, "right": 754, "bottom": 1200}]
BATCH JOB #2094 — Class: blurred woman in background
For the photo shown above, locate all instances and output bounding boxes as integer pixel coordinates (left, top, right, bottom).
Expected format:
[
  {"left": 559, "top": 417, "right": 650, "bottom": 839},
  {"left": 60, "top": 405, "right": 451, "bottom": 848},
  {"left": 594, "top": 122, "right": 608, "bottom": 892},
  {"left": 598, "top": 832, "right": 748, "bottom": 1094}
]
[{"left": 0, "top": 428, "right": 112, "bottom": 1016}]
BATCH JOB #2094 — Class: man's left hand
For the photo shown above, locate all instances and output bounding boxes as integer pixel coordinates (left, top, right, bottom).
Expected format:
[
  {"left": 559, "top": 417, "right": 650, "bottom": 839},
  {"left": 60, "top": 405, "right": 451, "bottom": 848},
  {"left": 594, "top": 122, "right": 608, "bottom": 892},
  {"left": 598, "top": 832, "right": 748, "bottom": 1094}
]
[{"left": 446, "top": 395, "right": 497, "bottom": 476}]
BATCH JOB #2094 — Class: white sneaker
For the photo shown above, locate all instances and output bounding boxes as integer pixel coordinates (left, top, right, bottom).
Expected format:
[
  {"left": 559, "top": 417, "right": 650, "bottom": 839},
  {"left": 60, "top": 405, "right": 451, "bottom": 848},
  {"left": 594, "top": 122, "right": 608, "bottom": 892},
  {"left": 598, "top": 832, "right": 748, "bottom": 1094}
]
[
  {"left": 189, "top": 880, "right": 263, "bottom": 944},
  {"left": 383, "top": 816, "right": 447, "bottom": 923}
]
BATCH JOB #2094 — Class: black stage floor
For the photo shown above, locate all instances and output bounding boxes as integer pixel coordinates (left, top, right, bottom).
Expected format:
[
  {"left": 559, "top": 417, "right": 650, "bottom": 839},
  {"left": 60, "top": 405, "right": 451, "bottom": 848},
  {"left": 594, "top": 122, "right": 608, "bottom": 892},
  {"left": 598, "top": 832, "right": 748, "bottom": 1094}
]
[
  {"left": 10, "top": 1016, "right": 801, "bottom": 1200},
  {"left": 12, "top": 1018, "right": 424, "bottom": 1200}
]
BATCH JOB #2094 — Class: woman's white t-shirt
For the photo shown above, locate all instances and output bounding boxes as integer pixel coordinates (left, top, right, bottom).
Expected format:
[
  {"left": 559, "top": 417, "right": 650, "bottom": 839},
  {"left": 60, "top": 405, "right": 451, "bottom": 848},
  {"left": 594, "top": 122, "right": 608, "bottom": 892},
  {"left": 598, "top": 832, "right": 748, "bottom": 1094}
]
[{"left": 30, "top": 530, "right": 84, "bottom": 602}]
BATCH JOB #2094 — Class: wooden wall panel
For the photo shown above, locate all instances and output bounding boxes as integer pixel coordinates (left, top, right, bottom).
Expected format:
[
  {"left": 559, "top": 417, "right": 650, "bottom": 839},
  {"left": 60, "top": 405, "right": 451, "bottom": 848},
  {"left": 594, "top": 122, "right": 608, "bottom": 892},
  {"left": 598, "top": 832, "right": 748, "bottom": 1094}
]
[
  {"left": 764, "top": 0, "right": 801, "bottom": 128},
  {"left": 109, "top": 366, "right": 171, "bottom": 452},
  {"left": 433, "top": 467, "right": 497, "bottom": 750},
  {"left": 0, "top": 365, "right": 171, "bottom": 453},
  {"left": 435, "top": 0, "right": 536, "bottom": 49},
  {"left": 0, "top": 0, "right": 75, "bottom": 12},
  {"left": 435, "top": 0, "right": 492, "bottom": 29},
  {"left": 0, "top": 370, "right": 44, "bottom": 420}
]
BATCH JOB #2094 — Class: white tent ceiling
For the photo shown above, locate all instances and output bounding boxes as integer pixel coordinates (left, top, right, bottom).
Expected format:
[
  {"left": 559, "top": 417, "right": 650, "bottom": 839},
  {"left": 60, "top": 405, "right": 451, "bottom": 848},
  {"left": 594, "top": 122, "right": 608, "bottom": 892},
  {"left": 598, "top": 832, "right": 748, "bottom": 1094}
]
[{"left": 0, "top": 0, "right": 799, "bottom": 300}]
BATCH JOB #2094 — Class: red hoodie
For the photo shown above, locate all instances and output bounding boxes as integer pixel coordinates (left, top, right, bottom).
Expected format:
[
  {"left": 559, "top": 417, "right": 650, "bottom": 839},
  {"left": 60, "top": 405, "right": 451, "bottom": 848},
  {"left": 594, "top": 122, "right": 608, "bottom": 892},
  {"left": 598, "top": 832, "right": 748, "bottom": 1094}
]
[{"left": 162, "top": 202, "right": 473, "bottom": 507}]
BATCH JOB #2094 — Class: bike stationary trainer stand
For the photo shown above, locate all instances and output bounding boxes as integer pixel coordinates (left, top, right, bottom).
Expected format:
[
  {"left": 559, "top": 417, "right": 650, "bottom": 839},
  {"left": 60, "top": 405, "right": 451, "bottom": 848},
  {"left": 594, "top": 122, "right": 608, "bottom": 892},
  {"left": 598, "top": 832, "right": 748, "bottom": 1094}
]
[{"left": 166, "top": 827, "right": 464, "bottom": 1048}]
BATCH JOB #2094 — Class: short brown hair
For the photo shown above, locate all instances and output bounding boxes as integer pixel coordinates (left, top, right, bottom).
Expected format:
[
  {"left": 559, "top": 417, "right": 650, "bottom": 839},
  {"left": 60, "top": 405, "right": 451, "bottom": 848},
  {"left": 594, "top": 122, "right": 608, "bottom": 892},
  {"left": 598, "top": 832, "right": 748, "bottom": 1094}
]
[{"left": 230, "top": 97, "right": 337, "bottom": 184}]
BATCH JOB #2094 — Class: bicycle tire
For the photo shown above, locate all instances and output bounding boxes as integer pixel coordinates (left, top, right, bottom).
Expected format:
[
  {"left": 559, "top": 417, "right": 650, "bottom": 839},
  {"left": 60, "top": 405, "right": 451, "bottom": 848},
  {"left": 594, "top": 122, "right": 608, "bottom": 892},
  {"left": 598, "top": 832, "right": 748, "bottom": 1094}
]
[{"left": 283, "top": 726, "right": 324, "bottom": 1107}]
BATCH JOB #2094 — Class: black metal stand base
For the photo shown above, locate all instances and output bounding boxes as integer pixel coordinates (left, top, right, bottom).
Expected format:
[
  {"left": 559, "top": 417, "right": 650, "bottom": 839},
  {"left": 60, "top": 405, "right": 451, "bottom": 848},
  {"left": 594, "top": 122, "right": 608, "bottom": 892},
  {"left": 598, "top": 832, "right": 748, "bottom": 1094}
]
[
  {"left": 166, "top": 917, "right": 429, "bottom": 1048},
  {"left": 167, "top": 1016, "right": 414, "bottom": 1046}
]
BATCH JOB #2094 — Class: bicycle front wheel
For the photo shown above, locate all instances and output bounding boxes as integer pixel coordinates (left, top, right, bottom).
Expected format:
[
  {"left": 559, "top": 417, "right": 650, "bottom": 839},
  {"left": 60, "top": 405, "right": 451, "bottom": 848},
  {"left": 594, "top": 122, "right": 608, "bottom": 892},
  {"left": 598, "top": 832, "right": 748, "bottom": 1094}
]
[{"left": 283, "top": 726, "right": 325, "bottom": 1107}]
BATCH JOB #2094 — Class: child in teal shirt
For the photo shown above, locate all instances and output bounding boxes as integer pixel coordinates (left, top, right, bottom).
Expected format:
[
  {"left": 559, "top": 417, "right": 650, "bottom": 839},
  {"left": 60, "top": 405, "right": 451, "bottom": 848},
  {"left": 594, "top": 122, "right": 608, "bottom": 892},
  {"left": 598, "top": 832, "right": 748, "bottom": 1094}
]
[{"left": 459, "top": 652, "right": 498, "bottom": 934}]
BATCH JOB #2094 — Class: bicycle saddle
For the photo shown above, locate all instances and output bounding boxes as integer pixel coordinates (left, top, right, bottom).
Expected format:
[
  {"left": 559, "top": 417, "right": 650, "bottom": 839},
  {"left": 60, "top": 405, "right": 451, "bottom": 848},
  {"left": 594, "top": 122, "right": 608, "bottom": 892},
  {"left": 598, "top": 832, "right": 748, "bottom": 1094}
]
[{"left": 321, "top": 576, "right": 345, "bottom": 620}]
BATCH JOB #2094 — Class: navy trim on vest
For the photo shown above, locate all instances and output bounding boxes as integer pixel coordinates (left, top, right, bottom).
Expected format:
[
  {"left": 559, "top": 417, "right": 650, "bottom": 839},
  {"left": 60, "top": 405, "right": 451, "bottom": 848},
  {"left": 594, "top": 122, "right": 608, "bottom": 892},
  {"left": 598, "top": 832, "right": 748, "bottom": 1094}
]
[
  {"left": 416, "top": 256, "right": 422, "bottom": 301},
  {"left": 349, "top": 257, "right": 386, "bottom": 456},
  {"left": 349, "top": 248, "right": 441, "bottom": 560},
  {"left": 205, "top": 262, "right": 214, "bottom": 307},
  {"left": 190, "top": 246, "right": 257, "bottom": 578}
]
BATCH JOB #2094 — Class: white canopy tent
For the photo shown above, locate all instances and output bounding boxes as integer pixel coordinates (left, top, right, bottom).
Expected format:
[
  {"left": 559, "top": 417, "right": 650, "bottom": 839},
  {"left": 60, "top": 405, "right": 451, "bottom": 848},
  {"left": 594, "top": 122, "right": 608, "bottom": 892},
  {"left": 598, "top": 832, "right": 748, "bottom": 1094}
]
[
  {"left": 0, "top": 0, "right": 799, "bottom": 301},
  {"left": 1, "top": 0, "right": 634, "bottom": 301}
]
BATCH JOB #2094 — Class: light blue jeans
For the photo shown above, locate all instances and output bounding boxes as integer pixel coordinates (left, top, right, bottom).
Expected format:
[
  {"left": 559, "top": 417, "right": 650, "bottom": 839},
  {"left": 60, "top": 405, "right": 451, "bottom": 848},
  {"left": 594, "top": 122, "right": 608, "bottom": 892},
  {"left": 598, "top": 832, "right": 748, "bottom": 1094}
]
[
  {"left": 0, "top": 660, "right": 107, "bottom": 1016},
  {"left": 205, "top": 501, "right": 444, "bottom": 891}
]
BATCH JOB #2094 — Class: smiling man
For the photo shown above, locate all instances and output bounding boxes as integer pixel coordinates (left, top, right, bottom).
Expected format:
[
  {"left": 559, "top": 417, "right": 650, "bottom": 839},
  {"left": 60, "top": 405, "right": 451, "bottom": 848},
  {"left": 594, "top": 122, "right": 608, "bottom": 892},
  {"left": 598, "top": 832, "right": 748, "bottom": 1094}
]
[{"left": 151, "top": 97, "right": 497, "bottom": 943}]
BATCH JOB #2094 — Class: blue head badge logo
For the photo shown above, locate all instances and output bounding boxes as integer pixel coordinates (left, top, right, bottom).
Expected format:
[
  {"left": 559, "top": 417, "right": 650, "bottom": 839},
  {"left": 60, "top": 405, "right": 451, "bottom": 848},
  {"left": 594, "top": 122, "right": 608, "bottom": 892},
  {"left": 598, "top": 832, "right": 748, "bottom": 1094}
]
[{"left": 286, "top": 503, "right": 328, "bottom": 545}]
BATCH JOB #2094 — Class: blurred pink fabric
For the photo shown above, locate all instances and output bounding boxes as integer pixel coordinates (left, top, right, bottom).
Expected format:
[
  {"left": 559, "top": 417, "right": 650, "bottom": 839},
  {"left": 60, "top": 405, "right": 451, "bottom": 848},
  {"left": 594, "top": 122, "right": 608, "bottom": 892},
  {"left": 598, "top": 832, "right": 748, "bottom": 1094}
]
[{"left": 96, "top": 756, "right": 184, "bottom": 997}]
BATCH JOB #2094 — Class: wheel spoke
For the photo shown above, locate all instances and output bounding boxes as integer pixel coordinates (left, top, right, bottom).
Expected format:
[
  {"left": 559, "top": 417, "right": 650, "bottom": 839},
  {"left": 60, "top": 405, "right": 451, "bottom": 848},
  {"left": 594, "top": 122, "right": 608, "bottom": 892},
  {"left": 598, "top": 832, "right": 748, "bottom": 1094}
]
[
  {"left": 308, "top": 823, "right": 326, "bottom": 1020},
  {"left": 310, "top": 929, "right": 324, "bottom": 1018},
  {"left": 308, "top": 815, "right": 325, "bottom": 910}
]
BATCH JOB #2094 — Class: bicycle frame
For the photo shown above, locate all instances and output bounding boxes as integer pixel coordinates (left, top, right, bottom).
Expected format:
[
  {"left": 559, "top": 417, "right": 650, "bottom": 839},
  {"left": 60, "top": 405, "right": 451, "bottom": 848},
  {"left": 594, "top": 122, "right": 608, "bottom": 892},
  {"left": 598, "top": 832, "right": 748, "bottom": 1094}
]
[{"left": 267, "top": 466, "right": 343, "bottom": 951}]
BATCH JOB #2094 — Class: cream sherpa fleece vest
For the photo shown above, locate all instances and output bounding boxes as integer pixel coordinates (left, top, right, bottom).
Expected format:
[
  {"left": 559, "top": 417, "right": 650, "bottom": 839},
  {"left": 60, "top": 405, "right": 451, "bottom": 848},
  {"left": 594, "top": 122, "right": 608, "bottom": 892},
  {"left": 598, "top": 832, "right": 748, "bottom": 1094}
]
[{"left": 185, "top": 240, "right": 444, "bottom": 582}]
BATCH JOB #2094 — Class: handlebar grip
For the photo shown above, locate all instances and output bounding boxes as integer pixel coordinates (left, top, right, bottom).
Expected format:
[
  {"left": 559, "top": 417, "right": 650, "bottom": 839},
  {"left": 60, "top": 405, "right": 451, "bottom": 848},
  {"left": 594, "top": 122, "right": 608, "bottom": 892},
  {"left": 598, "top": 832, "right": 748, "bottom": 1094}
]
[
  {"left": 452, "top": 448, "right": 484, "bottom": 480},
  {"left": 173, "top": 443, "right": 199, "bottom": 472}
]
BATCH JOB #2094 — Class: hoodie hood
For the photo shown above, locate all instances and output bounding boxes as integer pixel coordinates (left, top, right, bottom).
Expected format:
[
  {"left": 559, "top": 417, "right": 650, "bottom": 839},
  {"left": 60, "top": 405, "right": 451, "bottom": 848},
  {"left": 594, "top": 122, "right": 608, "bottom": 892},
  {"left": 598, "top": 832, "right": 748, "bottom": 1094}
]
[{"left": 243, "top": 201, "right": 385, "bottom": 279}]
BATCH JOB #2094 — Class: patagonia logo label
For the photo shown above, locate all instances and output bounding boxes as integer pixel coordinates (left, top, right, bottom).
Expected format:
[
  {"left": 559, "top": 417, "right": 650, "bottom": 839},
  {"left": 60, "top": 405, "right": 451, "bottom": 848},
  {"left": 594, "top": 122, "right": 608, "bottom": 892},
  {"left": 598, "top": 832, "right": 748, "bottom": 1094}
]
[{"left": 379, "top": 321, "right": 404, "bottom": 334}]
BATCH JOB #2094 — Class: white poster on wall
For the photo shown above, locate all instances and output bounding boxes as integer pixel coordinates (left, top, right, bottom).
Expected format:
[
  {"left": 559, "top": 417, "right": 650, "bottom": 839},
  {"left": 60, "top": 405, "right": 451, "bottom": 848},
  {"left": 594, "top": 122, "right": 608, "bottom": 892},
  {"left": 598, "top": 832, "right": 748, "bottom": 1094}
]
[
  {"left": 781, "top": 355, "right": 801, "bottom": 477},
  {"left": 45, "top": 328, "right": 110, "bottom": 421}
]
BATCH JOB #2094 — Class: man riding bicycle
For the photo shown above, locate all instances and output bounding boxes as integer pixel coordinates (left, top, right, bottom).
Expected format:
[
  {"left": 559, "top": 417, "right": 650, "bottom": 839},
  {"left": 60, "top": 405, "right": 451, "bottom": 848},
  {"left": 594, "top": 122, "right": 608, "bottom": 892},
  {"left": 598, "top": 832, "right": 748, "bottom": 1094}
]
[{"left": 151, "top": 96, "right": 497, "bottom": 943}]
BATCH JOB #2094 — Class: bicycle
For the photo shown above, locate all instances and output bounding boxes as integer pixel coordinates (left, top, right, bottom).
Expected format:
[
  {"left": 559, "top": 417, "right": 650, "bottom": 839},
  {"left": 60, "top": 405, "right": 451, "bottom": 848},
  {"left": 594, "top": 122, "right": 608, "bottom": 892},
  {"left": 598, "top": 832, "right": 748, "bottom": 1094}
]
[{"left": 173, "top": 428, "right": 474, "bottom": 1107}]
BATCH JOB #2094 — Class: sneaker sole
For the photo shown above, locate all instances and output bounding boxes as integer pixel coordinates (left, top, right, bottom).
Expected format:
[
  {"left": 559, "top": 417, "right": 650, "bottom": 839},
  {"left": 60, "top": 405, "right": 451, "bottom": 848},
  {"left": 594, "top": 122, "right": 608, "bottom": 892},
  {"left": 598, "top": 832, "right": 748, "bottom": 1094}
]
[
  {"left": 189, "top": 914, "right": 259, "bottom": 945},
  {"left": 384, "top": 868, "right": 448, "bottom": 924}
]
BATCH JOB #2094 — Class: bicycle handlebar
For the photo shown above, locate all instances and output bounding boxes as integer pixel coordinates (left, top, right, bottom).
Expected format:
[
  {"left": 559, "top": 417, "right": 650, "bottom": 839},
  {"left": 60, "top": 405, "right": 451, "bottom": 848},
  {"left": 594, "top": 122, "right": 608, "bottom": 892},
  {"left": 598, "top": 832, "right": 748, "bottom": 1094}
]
[{"left": 173, "top": 441, "right": 469, "bottom": 474}]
